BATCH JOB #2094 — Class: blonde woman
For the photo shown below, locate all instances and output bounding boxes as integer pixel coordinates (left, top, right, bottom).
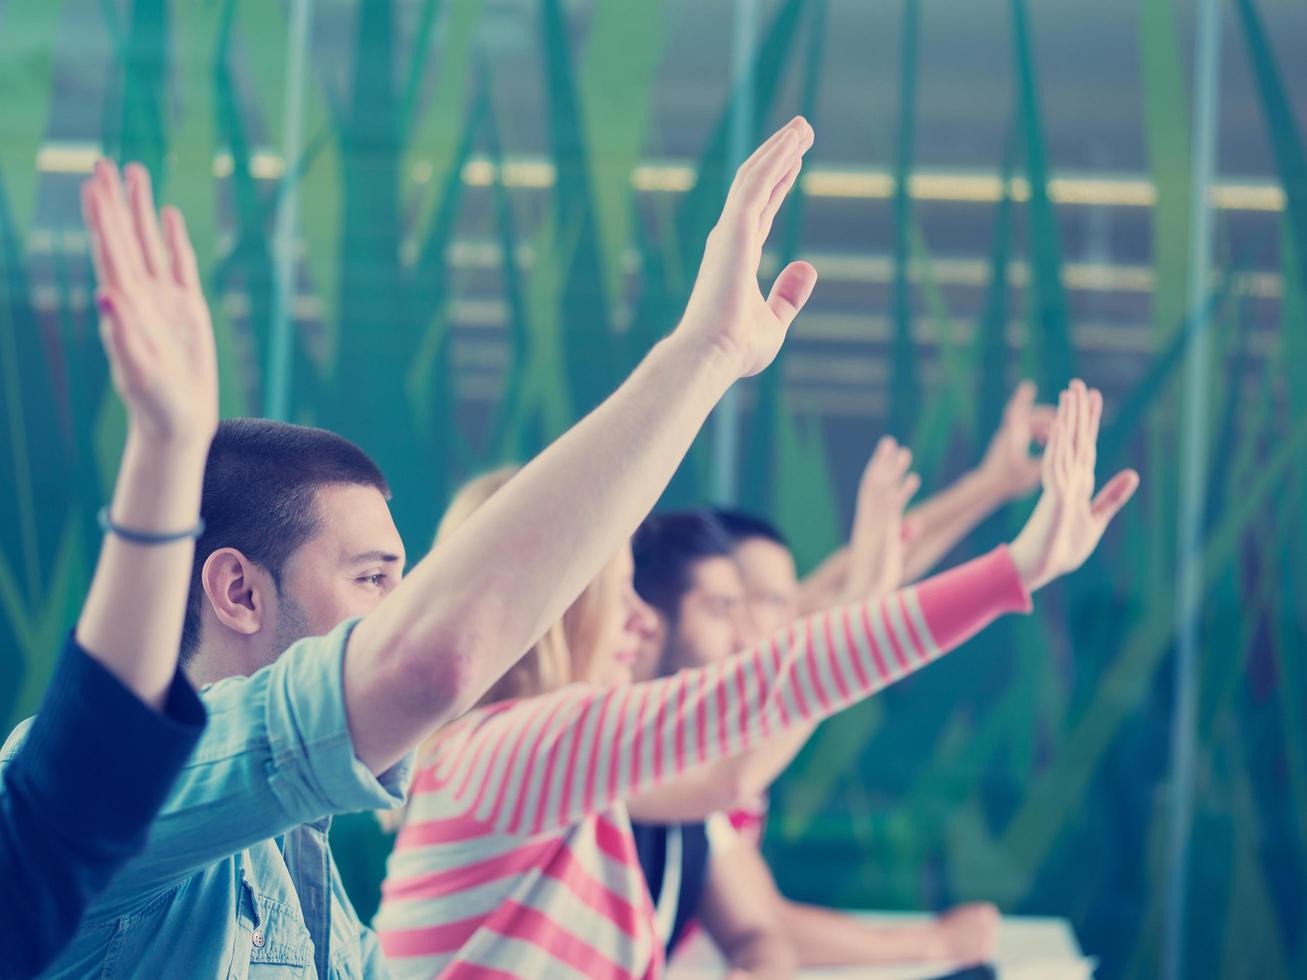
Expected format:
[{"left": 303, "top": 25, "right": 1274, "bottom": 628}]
[
  {"left": 382, "top": 469, "right": 798, "bottom": 978},
  {"left": 376, "top": 381, "right": 1138, "bottom": 979}
]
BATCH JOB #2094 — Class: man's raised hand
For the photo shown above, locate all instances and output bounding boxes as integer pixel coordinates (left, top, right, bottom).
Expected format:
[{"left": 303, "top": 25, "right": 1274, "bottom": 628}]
[{"left": 677, "top": 116, "right": 819, "bottom": 378}]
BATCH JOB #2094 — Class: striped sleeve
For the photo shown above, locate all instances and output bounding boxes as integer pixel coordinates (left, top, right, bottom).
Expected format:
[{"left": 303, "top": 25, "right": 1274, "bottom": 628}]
[{"left": 415, "top": 546, "right": 1030, "bottom": 836}]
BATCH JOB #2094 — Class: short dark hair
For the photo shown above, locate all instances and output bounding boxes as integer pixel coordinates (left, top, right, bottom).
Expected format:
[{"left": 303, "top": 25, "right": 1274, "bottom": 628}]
[
  {"left": 180, "top": 418, "right": 391, "bottom": 659},
  {"left": 711, "top": 508, "right": 789, "bottom": 551},
  {"left": 631, "top": 510, "right": 735, "bottom": 619}
]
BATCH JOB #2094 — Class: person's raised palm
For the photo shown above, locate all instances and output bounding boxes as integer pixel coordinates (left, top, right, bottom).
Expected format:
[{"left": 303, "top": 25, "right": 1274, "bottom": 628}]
[
  {"left": 977, "top": 380, "right": 1055, "bottom": 501},
  {"left": 83, "top": 160, "right": 218, "bottom": 447},
  {"left": 677, "top": 116, "right": 819, "bottom": 378},
  {"left": 1008, "top": 380, "right": 1140, "bottom": 592},
  {"left": 841, "top": 436, "right": 920, "bottom": 602}
]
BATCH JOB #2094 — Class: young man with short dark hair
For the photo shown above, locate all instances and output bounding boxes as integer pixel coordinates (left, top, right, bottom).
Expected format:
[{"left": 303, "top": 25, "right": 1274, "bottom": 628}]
[
  {"left": 630, "top": 511, "right": 758, "bottom": 679},
  {"left": 178, "top": 417, "right": 397, "bottom": 684}
]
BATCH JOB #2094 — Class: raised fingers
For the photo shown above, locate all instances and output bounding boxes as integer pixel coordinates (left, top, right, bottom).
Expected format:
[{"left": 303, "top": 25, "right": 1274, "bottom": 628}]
[
  {"left": 125, "top": 164, "right": 169, "bottom": 278},
  {"left": 737, "top": 128, "right": 800, "bottom": 212},
  {"left": 1040, "top": 407, "right": 1061, "bottom": 487},
  {"left": 894, "top": 472, "right": 922, "bottom": 511},
  {"left": 736, "top": 116, "right": 811, "bottom": 181},
  {"left": 1005, "top": 380, "right": 1037, "bottom": 420},
  {"left": 864, "top": 436, "right": 897, "bottom": 476},
  {"left": 727, "top": 117, "right": 813, "bottom": 229},
  {"left": 81, "top": 183, "right": 114, "bottom": 287},
  {"left": 1071, "top": 379, "right": 1091, "bottom": 467},
  {"left": 887, "top": 445, "right": 913, "bottom": 484},
  {"left": 1053, "top": 388, "right": 1074, "bottom": 487},
  {"left": 162, "top": 206, "right": 201, "bottom": 292},
  {"left": 90, "top": 161, "right": 146, "bottom": 285},
  {"left": 759, "top": 155, "right": 803, "bottom": 235},
  {"left": 1084, "top": 387, "right": 1103, "bottom": 469}
]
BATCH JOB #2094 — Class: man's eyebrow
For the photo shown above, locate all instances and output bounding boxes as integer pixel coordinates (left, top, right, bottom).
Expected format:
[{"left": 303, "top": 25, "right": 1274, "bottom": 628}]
[{"left": 346, "top": 550, "right": 404, "bottom": 566}]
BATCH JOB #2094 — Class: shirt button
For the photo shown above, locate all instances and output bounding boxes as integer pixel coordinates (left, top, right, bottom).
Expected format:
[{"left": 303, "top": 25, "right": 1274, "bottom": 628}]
[{"left": 251, "top": 930, "right": 265, "bottom": 949}]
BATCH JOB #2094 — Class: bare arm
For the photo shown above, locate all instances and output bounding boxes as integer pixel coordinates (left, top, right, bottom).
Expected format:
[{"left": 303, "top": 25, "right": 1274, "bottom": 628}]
[
  {"left": 778, "top": 900, "right": 999, "bottom": 967},
  {"left": 76, "top": 162, "right": 217, "bottom": 709},
  {"left": 627, "top": 725, "right": 813, "bottom": 823},
  {"left": 793, "top": 551, "right": 846, "bottom": 617},
  {"left": 900, "top": 471, "right": 1008, "bottom": 582},
  {"left": 345, "top": 118, "right": 820, "bottom": 773},
  {"left": 698, "top": 832, "right": 797, "bottom": 980}
]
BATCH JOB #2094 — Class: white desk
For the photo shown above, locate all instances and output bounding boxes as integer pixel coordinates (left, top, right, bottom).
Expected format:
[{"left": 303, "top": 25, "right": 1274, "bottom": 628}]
[{"left": 666, "top": 913, "right": 1095, "bottom": 979}]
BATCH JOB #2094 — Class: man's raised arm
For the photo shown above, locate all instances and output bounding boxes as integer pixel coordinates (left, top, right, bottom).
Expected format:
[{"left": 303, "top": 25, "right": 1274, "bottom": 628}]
[{"left": 345, "top": 117, "right": 819, "bottom": 773}]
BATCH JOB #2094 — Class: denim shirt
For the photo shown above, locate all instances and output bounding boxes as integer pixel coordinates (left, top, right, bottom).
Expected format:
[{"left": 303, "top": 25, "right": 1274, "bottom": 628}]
[{"left": 0, "top": 618, "right": 411, "bottom": 978}]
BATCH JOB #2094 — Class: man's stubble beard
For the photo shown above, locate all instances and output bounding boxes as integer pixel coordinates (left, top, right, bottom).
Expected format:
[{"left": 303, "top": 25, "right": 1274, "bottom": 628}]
[{"left": 271, "top": 589, "right": 314, "bottom": 658}]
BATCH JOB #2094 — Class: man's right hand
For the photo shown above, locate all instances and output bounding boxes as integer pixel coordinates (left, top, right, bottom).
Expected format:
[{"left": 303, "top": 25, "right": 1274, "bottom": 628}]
[
  {"left": 342, "top": 121, "right": 825, "bottom": 774},
  {"left": 675, "top": 116, "right": 819, "bottom": 379}
]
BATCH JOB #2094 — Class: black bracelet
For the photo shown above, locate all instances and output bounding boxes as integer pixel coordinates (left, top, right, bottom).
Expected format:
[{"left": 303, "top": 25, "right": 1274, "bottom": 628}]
[{"left": 97, "top": 506, "right": 205, "bottom": 545}]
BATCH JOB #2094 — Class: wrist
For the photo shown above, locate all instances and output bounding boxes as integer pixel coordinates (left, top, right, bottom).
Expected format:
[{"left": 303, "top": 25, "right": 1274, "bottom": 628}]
[
  {"left": 921, "top": 926, "right": 951, "bottom": 961},
  {"left": 123, "top": 423, "right": 213, "bottom": 468},
  {"left": 112, "top": 429, "right": 209, "bottom": 529},
  {"left": 966, "top": 465, "right": 1016, "bottom": 507},
  {"left": 656, "top": 328, "right": 741, "bottom": 397},
  {"left": 1006, "top": 530, "right": 1049, "bottom": 593}
]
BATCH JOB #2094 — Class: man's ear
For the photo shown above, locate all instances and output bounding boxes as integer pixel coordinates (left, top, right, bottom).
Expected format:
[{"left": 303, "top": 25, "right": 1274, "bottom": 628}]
[{"left": 200, "top": 548, "right": 269, "bottom": 639}]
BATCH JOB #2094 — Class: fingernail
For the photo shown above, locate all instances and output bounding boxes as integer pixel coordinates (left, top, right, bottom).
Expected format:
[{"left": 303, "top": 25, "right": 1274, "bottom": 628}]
[{"left": 96, "top": 294, "right": 113, "bottom": 315}]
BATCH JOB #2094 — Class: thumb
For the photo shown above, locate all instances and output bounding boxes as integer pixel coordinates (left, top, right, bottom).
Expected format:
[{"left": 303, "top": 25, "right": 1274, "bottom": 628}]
[
  {"left": 1090, "top": 469, "right": 1140, "bottom": 525},
  {"left": 895, "top": 472, "right": 922, "bottom": 510},
  {"left": 766, "top": 260, "right": 818, "bottom": 332}
]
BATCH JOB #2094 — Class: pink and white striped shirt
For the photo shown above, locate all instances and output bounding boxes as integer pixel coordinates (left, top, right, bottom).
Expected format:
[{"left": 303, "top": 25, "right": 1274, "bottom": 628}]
[{"left": 375, "top": 546, "right": 1030, "bottom": 979}]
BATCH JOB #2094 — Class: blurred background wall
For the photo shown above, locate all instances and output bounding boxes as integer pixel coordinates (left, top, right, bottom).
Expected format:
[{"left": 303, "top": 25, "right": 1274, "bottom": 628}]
[{"left": 1, "top": 1, "right": 1305, "bottom": 976}]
